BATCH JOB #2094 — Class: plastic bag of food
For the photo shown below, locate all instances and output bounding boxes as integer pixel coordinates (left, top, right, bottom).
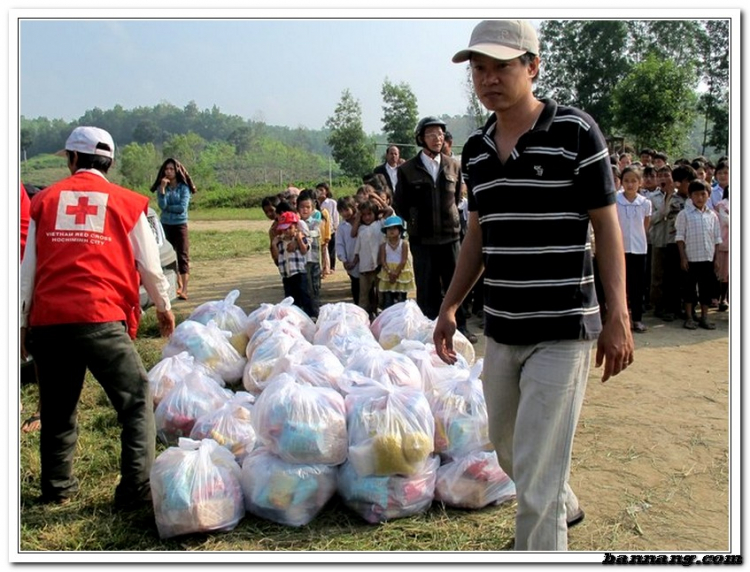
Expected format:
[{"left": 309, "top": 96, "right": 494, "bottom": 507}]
[
  {"left": 147, "top": 351, "right": 196, "bottom": 409},
  {"left": 391, "top": 340, "right": 470, "bottom": 396},
  {"left": 243, "top": 322, "right": 311, "bottom": 395},
  {"left": 245, "top": 297, "right": 316, "bottom": 342},
  {"left": 190, "top": 391, "right": 257, "bottom": 464},
  {"left": 370, "top": 300, "right": 433, "bottom": 349},
  {"left": 345, "top": 346, "right": 423, "bottom": 390},
  {"left": 155, "top": 369, "right": 232, "bottom": 446},
  {"left": 162, "top": 319, "right": 247, "bottom": 385},
  {"left": 337, "top": 455, "right": 439, "bottom": 523},
  {"left": 429, "top": 360, "right": 491, "bottom": 459},
  {"left": 317, "top": 302, "right": 371, "bottom": 329},
  {"left": 252, "top": 374, "right": 348, "bottom": 466},
  {"left": 268, "top": 341, "right": 344, "bottom": 392},
  {"left": 188, "top": 290, "right": 250, "bottom": 355},
  {"left": 240, "top": 447, "right": 337, "bottom": 527},
  {"left": 346, "top": 384, "right": 434, "bottom": 477},
  {"left": 313, "top": 316, "right": 381, "bottom": 365},
  {"left": 151, "top": 437, "right": 244, "bottom": 539},
  {"left": 434, "top": 450, "right": 516, "bottom": 509}
]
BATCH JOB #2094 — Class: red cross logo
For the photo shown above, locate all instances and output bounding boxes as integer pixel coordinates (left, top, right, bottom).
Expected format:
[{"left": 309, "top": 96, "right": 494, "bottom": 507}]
[{"left": 65, "top": 196, "right": 99, "bottom": 225}]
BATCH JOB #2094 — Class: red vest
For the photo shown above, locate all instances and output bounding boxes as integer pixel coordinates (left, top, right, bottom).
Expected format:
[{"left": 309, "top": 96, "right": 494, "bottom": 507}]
[
  {"left": 29, "top": 171, "right": 149, "bottom": 339},
  {"left": 20, "top": 182, "right": 31, "bottom": 261}
]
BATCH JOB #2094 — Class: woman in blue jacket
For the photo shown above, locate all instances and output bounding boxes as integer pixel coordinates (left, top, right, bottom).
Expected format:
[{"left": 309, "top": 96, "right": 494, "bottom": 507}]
[{"left": 151, "top": 158, "right": 196, "bottom": 299}]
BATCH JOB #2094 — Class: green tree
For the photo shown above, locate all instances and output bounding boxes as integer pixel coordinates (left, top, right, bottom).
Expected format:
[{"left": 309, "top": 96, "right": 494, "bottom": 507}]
[
  {"left": 21, "top": 127, "right": 34, "bottom": 161},
  {"left": 380, "top": 79, "right": 419, "bottom": 161},
  {"left": 611, "top": 55, "right": 698, "bottom": 157},
  {"left": 118, "top": 142, "right": 162, "bottom": 190},
  {"left": 325, "top": 89, "right": 375, "bottom": 179},
  {"left": 537, "top": 20, "right": 631, "bottom": 135},
  {"left": 132, "top": 119, "right": 162, "bottom": 145},
  {"left": 697, "top": 19, "right": 730, "bottom": 156}
]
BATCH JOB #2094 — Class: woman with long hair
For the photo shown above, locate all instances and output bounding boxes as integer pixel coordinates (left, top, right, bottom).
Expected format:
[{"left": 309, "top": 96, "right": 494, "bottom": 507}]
[{"left": 151, "top": 158, "right": 196, "bottom": 299}]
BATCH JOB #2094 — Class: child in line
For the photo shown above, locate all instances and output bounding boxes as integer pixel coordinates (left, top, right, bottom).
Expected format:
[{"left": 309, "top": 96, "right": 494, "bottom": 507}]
[
  {"left": 615, "top": 165, "right": 652, "bottom": 333},
  {"left": 273, "top": 206, "right": 315, "bottom": 319},
  {"left": 316, "top": 183, "right": 339, "bottom": 276},
  {"left": 296, "top": 189, "right": 323, "bottom": 319},
  {"left": 714, "top": 184, "right": 729, "bottom": 312},
  {"left": 262, "top": 195, "right": 281, "bottom": 265},
  {"left": 675, "top": 180, "right": 722, "bottom": 330},
  {"left": 335, "top": 196, "right": 360, "bottom": 305},
  {"left": 377, "top": 216, "right": 415, "bottom": 309},
  {"left": 352, "top": 199, "right": 385, "bottom": 320}
]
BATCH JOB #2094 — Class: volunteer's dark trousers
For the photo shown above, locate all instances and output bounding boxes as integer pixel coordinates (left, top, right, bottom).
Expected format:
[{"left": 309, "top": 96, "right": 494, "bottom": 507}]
[{"left": 30, "top": 321, "right": 155, "bottom": 503}]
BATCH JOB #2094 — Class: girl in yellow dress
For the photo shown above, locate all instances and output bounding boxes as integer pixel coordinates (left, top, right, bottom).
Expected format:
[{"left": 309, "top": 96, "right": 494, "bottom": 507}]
[{"left": 377, "top": 215, "right": 415, "bottom": 309}]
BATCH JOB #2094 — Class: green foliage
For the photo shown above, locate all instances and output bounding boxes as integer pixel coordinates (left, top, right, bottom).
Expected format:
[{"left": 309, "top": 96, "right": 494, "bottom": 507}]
[
  {"left": 380, "top": 79, "right": 419, "bottom": 161},
  {"left": 536, "top": 18, "right": 728, "bottom": 152},
  {"left": 538, "top": 20, "right": 631, "bottom": 135},
  {"left": 611, "top": 55, "right": 698, "bottom": 157},
  {"left": 325, "top": 89, "right": 376, "bottom": 179},
  {"left": 119, "top": 142, "right": 162, "bottom": 190}
]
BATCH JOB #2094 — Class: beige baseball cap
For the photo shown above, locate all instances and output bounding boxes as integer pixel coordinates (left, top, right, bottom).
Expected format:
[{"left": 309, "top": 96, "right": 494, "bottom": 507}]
[{"left": 452, "top": 19, "right": 539, "bottom": 63}]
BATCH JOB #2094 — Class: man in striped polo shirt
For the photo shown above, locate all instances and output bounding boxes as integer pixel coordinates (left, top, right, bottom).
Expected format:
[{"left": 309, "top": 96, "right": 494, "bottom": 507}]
[{"left": 434, "top": 20, "right": 634, "bottom": 551}]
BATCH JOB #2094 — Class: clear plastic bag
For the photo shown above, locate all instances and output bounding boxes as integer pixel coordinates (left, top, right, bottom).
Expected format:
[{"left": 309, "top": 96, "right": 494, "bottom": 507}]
[
  {"left": 313, "top": 315, "right": 381, "bottom": 365},
  {"left": 147, "top": 351, "right": 196, "bottom": 409},
  {"left": 162, "top": 319, "right": 247, "bottom": 385},
  {"left": 245, "top": 297, "right": 316, "bottom": 342},
  {"left": 391, "top": 340, "right": 470, "bottom": 396},
  {"left": 252, "top": 374, "right": 348, "bottom": 466},
  {"left": 429, "top": 359, "right": 491, "bottom": 460},
  {"left": 434, "top": 450, "right": 516, "bottom": 509},
  {"left": 268, "top": 341, "right": 344, "bottom": 392},
  {"left": 345, "top": 384, "right": 434, "bottom": 477},
  {"left": 155, "top": 369, "right": 232, "bottom": 446},
  {"left": 240, "top": 447, "right": 338, "bottom": 527},
  {"left": 345, "top": 346, "right": 423, "bottom": 390},
  {"left": 370, "top": 300, "right": 433, "bottom": 350},
  {"left": 190, "top": 391, "right": 257, "bottom": 464},
  {"left": 188, "top": 290, "right": 250, "bottom": 355},
  {"left": 337, "top": 455, "right": 439, "bottom": 523},
  {"left": 243, "top": 321, "right": 311, "bottom": 395},
  {"left": 151, "top": 437, "right": 244, "bottom": 539},
  {"left": 317, "top": 302, "right": 371, "bottom": 330}
]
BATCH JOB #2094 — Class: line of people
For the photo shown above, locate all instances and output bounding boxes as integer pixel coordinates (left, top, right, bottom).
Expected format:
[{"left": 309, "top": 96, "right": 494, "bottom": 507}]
[{"left": 604, "top": 153, "right": 729, "bottom": 332}]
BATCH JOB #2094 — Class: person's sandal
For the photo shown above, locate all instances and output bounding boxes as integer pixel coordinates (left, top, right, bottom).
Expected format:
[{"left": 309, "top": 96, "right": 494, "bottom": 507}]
[
  {"left": 21, "top": 412, "right": 41, "bottom": 433},
  {"left": 632, "top": 322, "right": 647, "bottom": 333},
  {"left": 683, "top": 319, "right": 698, "bottom": 330},
  {"left": 698, "top": 317, "right": 716, "bottom": 330}
]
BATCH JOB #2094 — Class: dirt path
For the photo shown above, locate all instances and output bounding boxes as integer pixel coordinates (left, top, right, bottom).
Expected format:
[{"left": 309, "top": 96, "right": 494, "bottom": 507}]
[{"left": 179, "top": 250, "right": 730, "bottom": 552}]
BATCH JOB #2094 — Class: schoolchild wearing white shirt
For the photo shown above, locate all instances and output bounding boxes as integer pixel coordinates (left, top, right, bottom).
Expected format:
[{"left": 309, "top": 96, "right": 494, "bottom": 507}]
[{"left": 615, "top": 166, "right": 652, "bottom": 333}]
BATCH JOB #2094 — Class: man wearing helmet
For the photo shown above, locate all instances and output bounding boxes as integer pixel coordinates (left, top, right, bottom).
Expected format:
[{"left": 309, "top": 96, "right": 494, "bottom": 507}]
[
  {"left": 433, "top": 20, "right": 634, "bottom": 551},
  {"left": 394, "top": 116, "right": 476, "bottom": 343}
]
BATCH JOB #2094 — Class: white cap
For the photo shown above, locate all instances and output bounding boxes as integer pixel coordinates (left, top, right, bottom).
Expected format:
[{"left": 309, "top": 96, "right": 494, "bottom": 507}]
[
  {"left": 452, "top": 20, "right": 539, "bottom": 63},
  {"left": 62, "top": 126, "right": 115, "bottom": 159}
]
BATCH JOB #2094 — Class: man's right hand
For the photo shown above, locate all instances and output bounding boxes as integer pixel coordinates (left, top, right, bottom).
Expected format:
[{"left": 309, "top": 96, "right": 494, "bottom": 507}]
[
  {"left": 433, "top": 311, "right": 458, "bottom": 365},
  {"left": 156, "top": 310, "right": 175, "bottom": 338}
]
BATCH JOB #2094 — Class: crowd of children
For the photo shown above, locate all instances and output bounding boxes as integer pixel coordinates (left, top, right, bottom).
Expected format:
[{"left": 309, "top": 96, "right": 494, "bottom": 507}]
[
  {"left": 261, "top": 178, "right": 415, "bottom": 323},
  {"left": 606, "top": 149, "right": 729, "bottom": 332}
]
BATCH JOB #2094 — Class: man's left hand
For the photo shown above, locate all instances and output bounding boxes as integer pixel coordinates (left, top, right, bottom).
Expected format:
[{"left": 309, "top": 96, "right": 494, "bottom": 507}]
[
  {"left": 156, "top": 310, "right": 176, "bottom": 338},
  {"left": 595, "top": 309, "right": 634, "bottom": 382}
]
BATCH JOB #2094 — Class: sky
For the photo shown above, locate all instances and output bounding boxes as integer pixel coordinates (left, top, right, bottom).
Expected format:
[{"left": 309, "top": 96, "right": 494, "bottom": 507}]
[{"left": 18, "top": 16, "right": 497, "bottom": 135}]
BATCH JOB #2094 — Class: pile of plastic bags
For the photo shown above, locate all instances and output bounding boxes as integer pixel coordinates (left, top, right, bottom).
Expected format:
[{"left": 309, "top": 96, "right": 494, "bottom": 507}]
[{"left": 146, "top": 294, "right": 515, "bottom": 538}]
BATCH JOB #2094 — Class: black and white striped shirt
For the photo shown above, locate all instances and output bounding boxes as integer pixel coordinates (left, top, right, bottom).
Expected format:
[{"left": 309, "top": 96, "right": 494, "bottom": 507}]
[{"left": 463, "top": 99, "right": 615, "bottom": 345}]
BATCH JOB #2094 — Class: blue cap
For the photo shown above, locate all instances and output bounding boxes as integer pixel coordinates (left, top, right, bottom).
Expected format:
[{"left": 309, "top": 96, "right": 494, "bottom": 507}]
[{"left": 381, "top": 215, "right": 406, "bottom": 232}]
